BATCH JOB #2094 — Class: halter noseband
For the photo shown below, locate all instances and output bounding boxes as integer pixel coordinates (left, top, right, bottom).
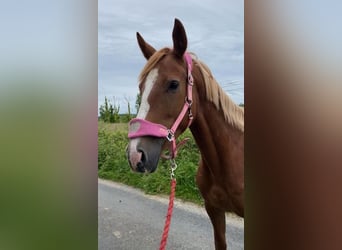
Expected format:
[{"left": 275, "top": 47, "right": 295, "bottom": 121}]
[{"left": 128, "top": 52, "right": 194, "bottom": 159}]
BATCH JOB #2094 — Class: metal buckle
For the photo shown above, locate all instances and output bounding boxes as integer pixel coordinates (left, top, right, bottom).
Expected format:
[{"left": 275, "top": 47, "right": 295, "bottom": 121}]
[
  {"left": 188, "top": 74, "right": 194, "bottom": 86},
  {"left": 166, "top": 130, "right": 174, "bottom": 142}
]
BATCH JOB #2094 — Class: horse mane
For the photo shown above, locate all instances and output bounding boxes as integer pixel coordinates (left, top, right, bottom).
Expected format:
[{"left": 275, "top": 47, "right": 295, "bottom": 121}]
[
  {"left": 138, "top": 48, "right": 244, "bottom": 132},
  {"left": 193, "top": 56, "right": 244, "bottom": 132}
]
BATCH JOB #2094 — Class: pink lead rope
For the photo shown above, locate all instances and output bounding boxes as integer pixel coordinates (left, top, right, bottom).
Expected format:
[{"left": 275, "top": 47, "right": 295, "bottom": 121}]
[{"left": 128, "top": 52, "right": 194, "bottom": 159}]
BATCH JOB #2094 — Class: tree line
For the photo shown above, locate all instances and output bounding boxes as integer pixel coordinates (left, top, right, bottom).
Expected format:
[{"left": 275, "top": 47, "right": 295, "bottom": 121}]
[
  {"left": 99, "top": 94, "right": 243, "bottom": 123},
  {"left": 99, "top": 94, "right": 141, "bottom": 123}
]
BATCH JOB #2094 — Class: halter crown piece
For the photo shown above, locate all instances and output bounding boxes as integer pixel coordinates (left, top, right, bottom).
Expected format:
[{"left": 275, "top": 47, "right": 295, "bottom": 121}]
[{"left": 128, "top": 52, "right": 194, "bottom": 159}]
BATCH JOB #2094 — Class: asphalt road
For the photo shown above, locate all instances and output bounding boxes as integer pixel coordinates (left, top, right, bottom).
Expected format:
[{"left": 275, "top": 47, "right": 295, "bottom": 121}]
[{"left": 98, "top": 179, "right": 244, "bottom": 250}]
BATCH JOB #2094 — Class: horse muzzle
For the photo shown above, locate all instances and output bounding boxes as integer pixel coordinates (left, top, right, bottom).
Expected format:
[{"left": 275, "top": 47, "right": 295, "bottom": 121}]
[{"left": 127, "top": 136, "right": 164, "bottom": 173}]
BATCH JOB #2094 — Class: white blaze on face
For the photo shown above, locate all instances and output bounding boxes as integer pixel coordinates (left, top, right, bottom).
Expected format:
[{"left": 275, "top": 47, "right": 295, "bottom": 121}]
[
  {"left": 136, "top": 68, "right": 159, "bottom": 119},
  {"left": 129, "top": 68, "right": 159, "bottom": 166}
]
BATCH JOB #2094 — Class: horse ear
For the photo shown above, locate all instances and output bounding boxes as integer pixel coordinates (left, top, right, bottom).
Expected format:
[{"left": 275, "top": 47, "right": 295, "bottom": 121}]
[
  {"left": 172, "top": 18, "right": 187, "bottom": 58},
  {"left": 136, "top": 32, "right": 156, "bottom": 60}
]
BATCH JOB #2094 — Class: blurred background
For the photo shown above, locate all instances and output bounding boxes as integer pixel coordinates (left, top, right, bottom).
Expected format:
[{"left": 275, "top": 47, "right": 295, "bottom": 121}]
[
  {"left": 0, "top": 1, "right": 341, "bottom": 250},
  {"left": 0, "top": 1, "right": 97, "bottom": 250}
]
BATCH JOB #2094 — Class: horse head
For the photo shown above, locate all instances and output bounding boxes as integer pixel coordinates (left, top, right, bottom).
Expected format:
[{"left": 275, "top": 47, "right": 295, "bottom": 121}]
[{"left": 127, "top": 19, "right": 196, "bottom": 173}]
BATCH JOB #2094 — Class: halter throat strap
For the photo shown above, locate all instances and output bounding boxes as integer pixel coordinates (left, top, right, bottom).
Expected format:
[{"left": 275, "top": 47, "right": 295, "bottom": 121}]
[{"left": 128, "top": 52, "right": 194, "bottom": 159}]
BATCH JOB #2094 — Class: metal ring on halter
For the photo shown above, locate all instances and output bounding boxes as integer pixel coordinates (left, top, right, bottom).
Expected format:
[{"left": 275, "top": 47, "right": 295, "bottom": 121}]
[
  {"left": 185, "top": 97, "right": 192, "bottom": 106},
  {"left": 166, "top": 130, "right": 174, "bottom": 142}
]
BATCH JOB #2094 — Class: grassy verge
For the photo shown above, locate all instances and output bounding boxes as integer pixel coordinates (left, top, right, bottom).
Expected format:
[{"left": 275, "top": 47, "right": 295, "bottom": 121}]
[{"left": 98, "top": 121, "right": 203, "bottom": 205}]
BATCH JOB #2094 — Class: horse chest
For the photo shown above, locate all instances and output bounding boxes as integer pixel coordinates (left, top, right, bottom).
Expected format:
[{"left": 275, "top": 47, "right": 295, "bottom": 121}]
[{"left": 197, "top": 167, "right": 234, "bottom": 211}]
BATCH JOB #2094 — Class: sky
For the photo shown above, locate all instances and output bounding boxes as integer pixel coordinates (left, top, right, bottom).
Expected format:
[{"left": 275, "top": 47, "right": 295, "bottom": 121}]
[
  {"left": 98, "top": 0, "right": 244, "bottom": 113},
  {"left": 0, "top": 1, "right": 340, "bottom": 115}
]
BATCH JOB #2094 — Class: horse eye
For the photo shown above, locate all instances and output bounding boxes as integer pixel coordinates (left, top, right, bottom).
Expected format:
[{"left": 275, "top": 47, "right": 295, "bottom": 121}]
[{"left": 168, "top": 80, "right": 179, "bottom": 91}]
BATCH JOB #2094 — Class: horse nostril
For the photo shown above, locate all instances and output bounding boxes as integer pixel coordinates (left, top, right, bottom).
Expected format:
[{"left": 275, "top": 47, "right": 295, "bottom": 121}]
[
  {"left": 137, "top": 148, "right": 147, "bottom": 164},
  {"left": 136, "top": 161, "right": 145, "bottom": 172},
  {"left": 135, "top": 148, "right": 147, "bottom": 173}
]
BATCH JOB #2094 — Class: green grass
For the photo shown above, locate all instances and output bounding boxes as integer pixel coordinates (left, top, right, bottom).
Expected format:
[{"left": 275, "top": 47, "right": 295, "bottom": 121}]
[{"left": 98, "top": 121, "right": 203, "bottom": 205}]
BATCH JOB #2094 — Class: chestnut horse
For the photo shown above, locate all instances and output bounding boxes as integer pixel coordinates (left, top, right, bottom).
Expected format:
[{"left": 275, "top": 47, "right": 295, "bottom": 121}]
[{"left": 127, "top": 19, "right": 244, "bottom": 250}]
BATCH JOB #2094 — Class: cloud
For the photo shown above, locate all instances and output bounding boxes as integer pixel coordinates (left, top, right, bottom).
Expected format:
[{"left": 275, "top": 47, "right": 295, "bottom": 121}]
[{"left": 98, "top": 0, "right": 244, "bottom": 113}]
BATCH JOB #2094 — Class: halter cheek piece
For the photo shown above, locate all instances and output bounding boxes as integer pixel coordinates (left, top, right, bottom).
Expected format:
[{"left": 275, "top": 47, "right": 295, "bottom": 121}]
[{"left": 128, "top": 52, "right": 194, "bottom": 159}]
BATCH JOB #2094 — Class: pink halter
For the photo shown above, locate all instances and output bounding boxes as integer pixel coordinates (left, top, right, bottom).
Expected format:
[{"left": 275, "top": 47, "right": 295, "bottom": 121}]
[{"left": 128, "top": 52, "right": 194, "bottom": 159}]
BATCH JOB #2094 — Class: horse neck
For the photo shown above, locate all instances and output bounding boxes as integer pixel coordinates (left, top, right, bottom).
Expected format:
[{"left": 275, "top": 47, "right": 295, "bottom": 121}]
[{"left": 189, "top": 95, "right": 244, "bottom": 179}]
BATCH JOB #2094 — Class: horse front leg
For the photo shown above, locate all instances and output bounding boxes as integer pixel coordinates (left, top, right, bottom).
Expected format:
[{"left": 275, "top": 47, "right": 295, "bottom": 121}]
[{"left": 205, "top": 201, "right": 227, "bottom": 250}]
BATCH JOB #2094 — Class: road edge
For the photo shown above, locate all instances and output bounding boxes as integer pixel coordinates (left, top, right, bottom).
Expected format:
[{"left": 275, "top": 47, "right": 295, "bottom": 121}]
[{"left": 98, "top": 178, "right": 244, "bottom": 229}]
